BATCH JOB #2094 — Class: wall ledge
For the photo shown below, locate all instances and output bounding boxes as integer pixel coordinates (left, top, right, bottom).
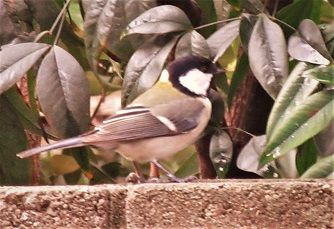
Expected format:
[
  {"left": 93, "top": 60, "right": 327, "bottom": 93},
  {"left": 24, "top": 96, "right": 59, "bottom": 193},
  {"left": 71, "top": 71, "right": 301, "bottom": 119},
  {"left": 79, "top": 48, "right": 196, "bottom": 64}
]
[{"left": 0, "top": 179, "right": 333, "bottom": 228}]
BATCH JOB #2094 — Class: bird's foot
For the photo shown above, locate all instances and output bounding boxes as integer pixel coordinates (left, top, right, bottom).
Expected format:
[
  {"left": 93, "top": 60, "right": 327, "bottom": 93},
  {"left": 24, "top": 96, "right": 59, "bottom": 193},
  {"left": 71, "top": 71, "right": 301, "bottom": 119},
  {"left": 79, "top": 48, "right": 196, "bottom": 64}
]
[{"left": 125, "top": 172, "right": 146, "bottom": 184}]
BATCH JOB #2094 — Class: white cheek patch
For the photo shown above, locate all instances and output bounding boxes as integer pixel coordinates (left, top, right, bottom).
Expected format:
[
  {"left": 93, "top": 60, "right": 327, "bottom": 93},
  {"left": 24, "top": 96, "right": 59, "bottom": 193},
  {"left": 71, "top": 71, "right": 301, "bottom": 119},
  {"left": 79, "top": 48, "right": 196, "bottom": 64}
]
[{"left": 179, "top": 69, "right": 213, "bottom": 96}]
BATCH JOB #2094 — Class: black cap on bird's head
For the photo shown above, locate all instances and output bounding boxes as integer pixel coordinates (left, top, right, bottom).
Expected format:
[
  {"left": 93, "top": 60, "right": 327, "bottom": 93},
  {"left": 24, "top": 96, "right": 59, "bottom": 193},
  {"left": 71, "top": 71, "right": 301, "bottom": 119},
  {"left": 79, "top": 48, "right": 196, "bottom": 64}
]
[{"left": 164, "top": 55, "right": 221, "bottom": 97}]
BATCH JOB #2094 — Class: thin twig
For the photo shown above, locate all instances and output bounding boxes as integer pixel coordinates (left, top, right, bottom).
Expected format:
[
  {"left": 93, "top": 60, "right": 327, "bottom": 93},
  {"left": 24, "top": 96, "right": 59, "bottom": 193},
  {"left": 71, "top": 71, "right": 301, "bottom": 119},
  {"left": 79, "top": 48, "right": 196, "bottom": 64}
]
[
  {"left": 269, "top": 16, "right": 296, "bottom": 32},
  {"left": 221, "top": 127, "right": 256, "bottom": 137},
  {"left": 50, "top": 0, "right": 72, "bottom": 35},
  {"left": 53, "top": 11, "right": 67, "bottom": 45},
  {"left": 194, "top": 17, "right": 242, "bottom": 30},
  {"left": 272, "top": 0, "right": 279, "bottom": 17}
]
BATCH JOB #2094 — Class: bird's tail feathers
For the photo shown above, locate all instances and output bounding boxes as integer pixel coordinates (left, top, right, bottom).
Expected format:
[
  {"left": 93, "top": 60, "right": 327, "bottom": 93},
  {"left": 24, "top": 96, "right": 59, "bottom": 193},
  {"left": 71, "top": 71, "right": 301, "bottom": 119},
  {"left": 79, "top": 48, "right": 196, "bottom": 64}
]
[{"left": 17, "top": 137, "right": 85, "bottom": 159}]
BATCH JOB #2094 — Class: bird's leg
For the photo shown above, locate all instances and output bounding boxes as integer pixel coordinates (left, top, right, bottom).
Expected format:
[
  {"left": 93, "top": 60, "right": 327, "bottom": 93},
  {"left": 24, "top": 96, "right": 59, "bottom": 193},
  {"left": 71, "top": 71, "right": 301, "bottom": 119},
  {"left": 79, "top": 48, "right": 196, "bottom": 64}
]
[
  {"left": 126, "top": 161, "right": 146, "bottom": 183},
  {"left": 151, "top": 160, "right": 196, "bottom": 183}
]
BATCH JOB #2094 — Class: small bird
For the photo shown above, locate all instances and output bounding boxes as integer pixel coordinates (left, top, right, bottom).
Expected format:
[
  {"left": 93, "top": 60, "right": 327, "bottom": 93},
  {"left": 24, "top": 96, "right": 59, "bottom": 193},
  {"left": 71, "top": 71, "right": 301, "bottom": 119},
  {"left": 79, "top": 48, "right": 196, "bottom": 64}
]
[{"left": 17, "top": 55, "right": 220, "bottom": 182}]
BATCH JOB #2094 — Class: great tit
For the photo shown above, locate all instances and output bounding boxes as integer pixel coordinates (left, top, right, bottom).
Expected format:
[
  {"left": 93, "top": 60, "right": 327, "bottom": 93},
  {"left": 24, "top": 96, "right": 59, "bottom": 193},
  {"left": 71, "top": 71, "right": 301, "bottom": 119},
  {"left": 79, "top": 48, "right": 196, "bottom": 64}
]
[{"left": 17, "top": 55, "right": 220, "bottom": 182}]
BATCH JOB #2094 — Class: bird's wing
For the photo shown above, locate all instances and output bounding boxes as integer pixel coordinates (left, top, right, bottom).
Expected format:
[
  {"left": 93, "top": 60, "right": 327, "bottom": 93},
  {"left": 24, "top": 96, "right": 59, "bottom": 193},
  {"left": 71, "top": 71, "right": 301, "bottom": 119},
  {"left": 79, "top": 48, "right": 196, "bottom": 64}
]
[{"left": 83, "top": 99, "right": 205, "bottom": 143}]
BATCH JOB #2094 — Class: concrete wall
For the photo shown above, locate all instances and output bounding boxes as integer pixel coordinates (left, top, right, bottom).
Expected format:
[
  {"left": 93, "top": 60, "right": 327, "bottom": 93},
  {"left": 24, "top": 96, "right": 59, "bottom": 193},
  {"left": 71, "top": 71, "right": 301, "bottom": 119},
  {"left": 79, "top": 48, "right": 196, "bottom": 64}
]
[{"left": 0, "top": 180, "right": 333, "bottom": 228}]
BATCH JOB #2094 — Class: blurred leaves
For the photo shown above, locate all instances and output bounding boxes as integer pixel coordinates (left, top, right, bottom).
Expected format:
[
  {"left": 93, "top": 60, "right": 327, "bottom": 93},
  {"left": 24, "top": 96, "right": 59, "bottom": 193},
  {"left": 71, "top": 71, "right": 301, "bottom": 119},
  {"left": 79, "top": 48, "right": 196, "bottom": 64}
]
[
  {"left": 301, "top": 154, "right": 334, "bottom": 178},
  {"left": 175, "top": 30, "right": 210, "bottom": 59},
  {"left": 303, "top": 65, "right": 334, "bottom": 85},
  {"left": 296, "top": 138, "right": 317, "bottom": 176}
]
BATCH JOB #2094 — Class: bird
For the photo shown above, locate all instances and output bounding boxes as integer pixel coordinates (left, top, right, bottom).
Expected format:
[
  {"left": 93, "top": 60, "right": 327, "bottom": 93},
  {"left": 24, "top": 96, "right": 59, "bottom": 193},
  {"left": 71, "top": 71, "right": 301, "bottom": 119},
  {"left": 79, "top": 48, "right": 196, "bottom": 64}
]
[{"left": 17, "top": 55, "right": 221, "bottom": 182}]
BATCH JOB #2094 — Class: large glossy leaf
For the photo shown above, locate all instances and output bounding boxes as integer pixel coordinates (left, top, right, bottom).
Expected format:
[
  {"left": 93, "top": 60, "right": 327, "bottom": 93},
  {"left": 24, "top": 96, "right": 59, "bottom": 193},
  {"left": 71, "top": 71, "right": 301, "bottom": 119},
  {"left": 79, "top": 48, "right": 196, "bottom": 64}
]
[
  {"left": 301, "top": 154, "right": 334, "bottom": 178},
  {"left": 260, "top": 90, "right": 334, "bottom": 166},
  {"left": 0, "top": 43, "right": 50, "bottom": 94},
  {"left": 303, "top": 65, "right": 334, "bottom": 85},
  {"left": 36, "top": 46, "right": 90, "bottom": 138},
  {"left": 175, "top": 30, "right": 210, "bottom": 59},
  {"left": 227, "top": 53, "right": 249, "bottom": 107},
  {"left": 206, "top": 20, "right": 240, "bottom": 62},
  {"left": 209, "top": 131, "right": 233, "bottom": 178},
  {"left": 238, "top": 0, "right": 266, "bottom": 14},
  {"left": 122, "top": 35, "right": 178, "bottom": 105},
  {"left": 277, "top": 0, "right": 322, "bottom": 34},
  {"left": 296, "top": 138, "right": 318, "bottom": 176},
  {"left": 288, "top": 19, "right": 332, "bottom": 65},
  {"left": 248, "top": 14, "right": 288, "bottom": 99},
  {"left": 266, "top": 62, "right": 319, "bottom": 139},
  {"left": 0, "top": 96, "right": 31, "bottom": 185},
  {"left": 123, "top": 5, "right": 192, "bottom": 36},
  {"left": 239, "top": 14, "right": 257, "bottom": 52}
]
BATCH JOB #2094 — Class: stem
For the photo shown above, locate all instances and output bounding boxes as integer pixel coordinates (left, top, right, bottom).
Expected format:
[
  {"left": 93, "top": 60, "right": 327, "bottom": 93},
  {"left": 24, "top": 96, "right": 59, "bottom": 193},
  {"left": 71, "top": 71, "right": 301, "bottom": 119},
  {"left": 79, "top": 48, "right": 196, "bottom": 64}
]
[
  {"left": 272, "top": 0, "right": 279, "bottom": 17},
  {"left": 221, "top": 127, "right": 256, "bottom": 137},
  {"left": 50, "top": 0, "right": 72, "bottom": 35},
  {"left": 53, "top": 11, "right": 67, "bottom": 45},
  {"left": 269, "top": 16, "right": 296, "bottom": 32},
  {"left": 194, "top": 17, "right": 242, "bottom": 30}
]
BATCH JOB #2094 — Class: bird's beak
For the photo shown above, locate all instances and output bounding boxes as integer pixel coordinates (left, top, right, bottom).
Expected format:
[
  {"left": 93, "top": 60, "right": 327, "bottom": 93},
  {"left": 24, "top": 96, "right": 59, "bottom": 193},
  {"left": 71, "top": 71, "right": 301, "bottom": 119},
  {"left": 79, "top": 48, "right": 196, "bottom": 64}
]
[{"left": 214, "top": 67, "right": 225, "bottom": 75}]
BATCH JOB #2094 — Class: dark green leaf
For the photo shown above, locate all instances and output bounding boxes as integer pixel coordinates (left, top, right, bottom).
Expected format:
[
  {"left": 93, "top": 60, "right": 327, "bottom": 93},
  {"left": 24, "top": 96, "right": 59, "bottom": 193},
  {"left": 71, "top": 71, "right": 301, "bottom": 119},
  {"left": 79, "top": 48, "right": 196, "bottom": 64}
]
[
  {"left": 277, "top": 0, "right": 322, "bottom": 35},
  {"left": 237, "top": 135, "right": 278, "bottom": 178},
  {"left": 261, "top": 90, "right": 334, "bottom": 166},
  {"left": 122, "top": 35, "right": 178, "bottom": 105},
  {"left": 301, "top": 154, "right": 334, "bottom": 178},
  {"left": 227, "top": 53, "right": 249, "bottom": 107},
  {"left": 248, "top": 14, "right": 288, "bottom": 99},
  {"left": 266, "top": 62, "right": 319, "bottom": 139},
  {"left": 195, "top": 0, "right": 217, "bottom": 37},
  {"left": 123, "top": 5, "right": 192, "bottom": 37},
  {"left": 64, "top": 147, "right": 90, "bottom": 172},
  {"left": 36, "top": 46, "right": 90, "bottom": 138},
  {"left": 175, "top": 30, "right": 210, "bottom": 59},
  {"left": 288, "top": 19, "right": 332, "bottom": 65},
  {"left": 0, "top": 43, "right": 50, "bottom": 94},
  {"left": 303, "top": 65, "right": 334, "bottom": 85},
  {"left": 3, "top": 88, "right": 45, "bottom": 137},
  {"left": 296, "top": 138, "right": 318, "bottom": 176},
  {"left": 0, "top": 95, "right": 31, "bottom": 185},
  {"left": 209, "top": 131, "right": 233, "bottom": 178},
  {"left": 238, "top": 0, "right": 266, "bottom": 14},
  {"left": 239, "top": 14, "right": 258, "bottom": 52},
  {"left": 206, "top": 20, "right": 240, "bottom": 62}
]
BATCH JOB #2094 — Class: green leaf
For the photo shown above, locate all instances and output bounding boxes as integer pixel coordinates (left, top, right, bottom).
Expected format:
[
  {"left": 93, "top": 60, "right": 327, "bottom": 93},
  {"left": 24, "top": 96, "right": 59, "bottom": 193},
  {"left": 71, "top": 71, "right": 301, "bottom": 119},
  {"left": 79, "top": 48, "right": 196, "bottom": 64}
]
[
  {"left": 0, "top": 95, "right": 31, "bottom": 185},
  {"left": 314, "top": 123, "right": 334, "bottom": 156},
  {"left": 206, "top": 20, "right": 240, "bottom": 62},
  {"left": 239, "top": 14, "right": 258, "bottom": 52},
  {"left": 0, "top": 43, "right": 50, "bottom": 94},
  {"left": 36, "top": 46, "right": 90, "bottom": 138},
  {"left": 288, "top": 19, "right": 332, "bottom": 65},
  {"left": 301, "top": 154, "right": 334, "bottom": 178},
  {"left": 277, "top": 0, "right": 322, "bottom": 35},
  {"left": 209, "top": 131, "right": 233, "bottom": 178},
  {"left": 123, "top": 5, "right": 192, "bottom": 37},
  {"left": 174, "top": 152, "right": 198, "bottom": 178},
  {"left": 303, "top": 65, "right": 334, "bottom": 85},
  {"left": 122, "top": 35, "right": 178, "bottom": 105},
  {"left": 248, "top": 14, "right": 288, "bottom": 99},
  {"left": 266, "top": 62, "right": 319, "bottom": 139},
  {"left": 261, "top": 90, "right": 334, "bottom": 166},
  {"left": 227, "top": 53, "right": 249, "bottom": 107},
  {"left": 296, "top": 138, "right": 318, "bottom": 176},
  {"left": 237, "top": 135, "right": 278, "bottom": 178},
  {"left": 238, "top": 0, "right": 266, "bottom": 14},
  {"left": 175, "top": 30, "right": 210, "bottom": 59}
]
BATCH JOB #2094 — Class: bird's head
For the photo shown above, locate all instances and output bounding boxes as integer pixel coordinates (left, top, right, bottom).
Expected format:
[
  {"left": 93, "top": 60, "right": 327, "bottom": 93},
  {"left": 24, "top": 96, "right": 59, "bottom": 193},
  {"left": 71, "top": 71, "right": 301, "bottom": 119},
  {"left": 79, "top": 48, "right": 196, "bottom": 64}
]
[{"left": 160, "top": 55, "right": 222, "bottom": 97}]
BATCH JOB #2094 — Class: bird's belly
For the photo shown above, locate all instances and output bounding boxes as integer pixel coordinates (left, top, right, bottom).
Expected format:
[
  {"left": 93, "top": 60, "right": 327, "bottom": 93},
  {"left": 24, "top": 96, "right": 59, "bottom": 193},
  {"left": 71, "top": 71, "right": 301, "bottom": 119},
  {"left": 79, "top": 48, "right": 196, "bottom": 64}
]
[{"left": 116, "top": 129, "right": 201, "bottom": 162}]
